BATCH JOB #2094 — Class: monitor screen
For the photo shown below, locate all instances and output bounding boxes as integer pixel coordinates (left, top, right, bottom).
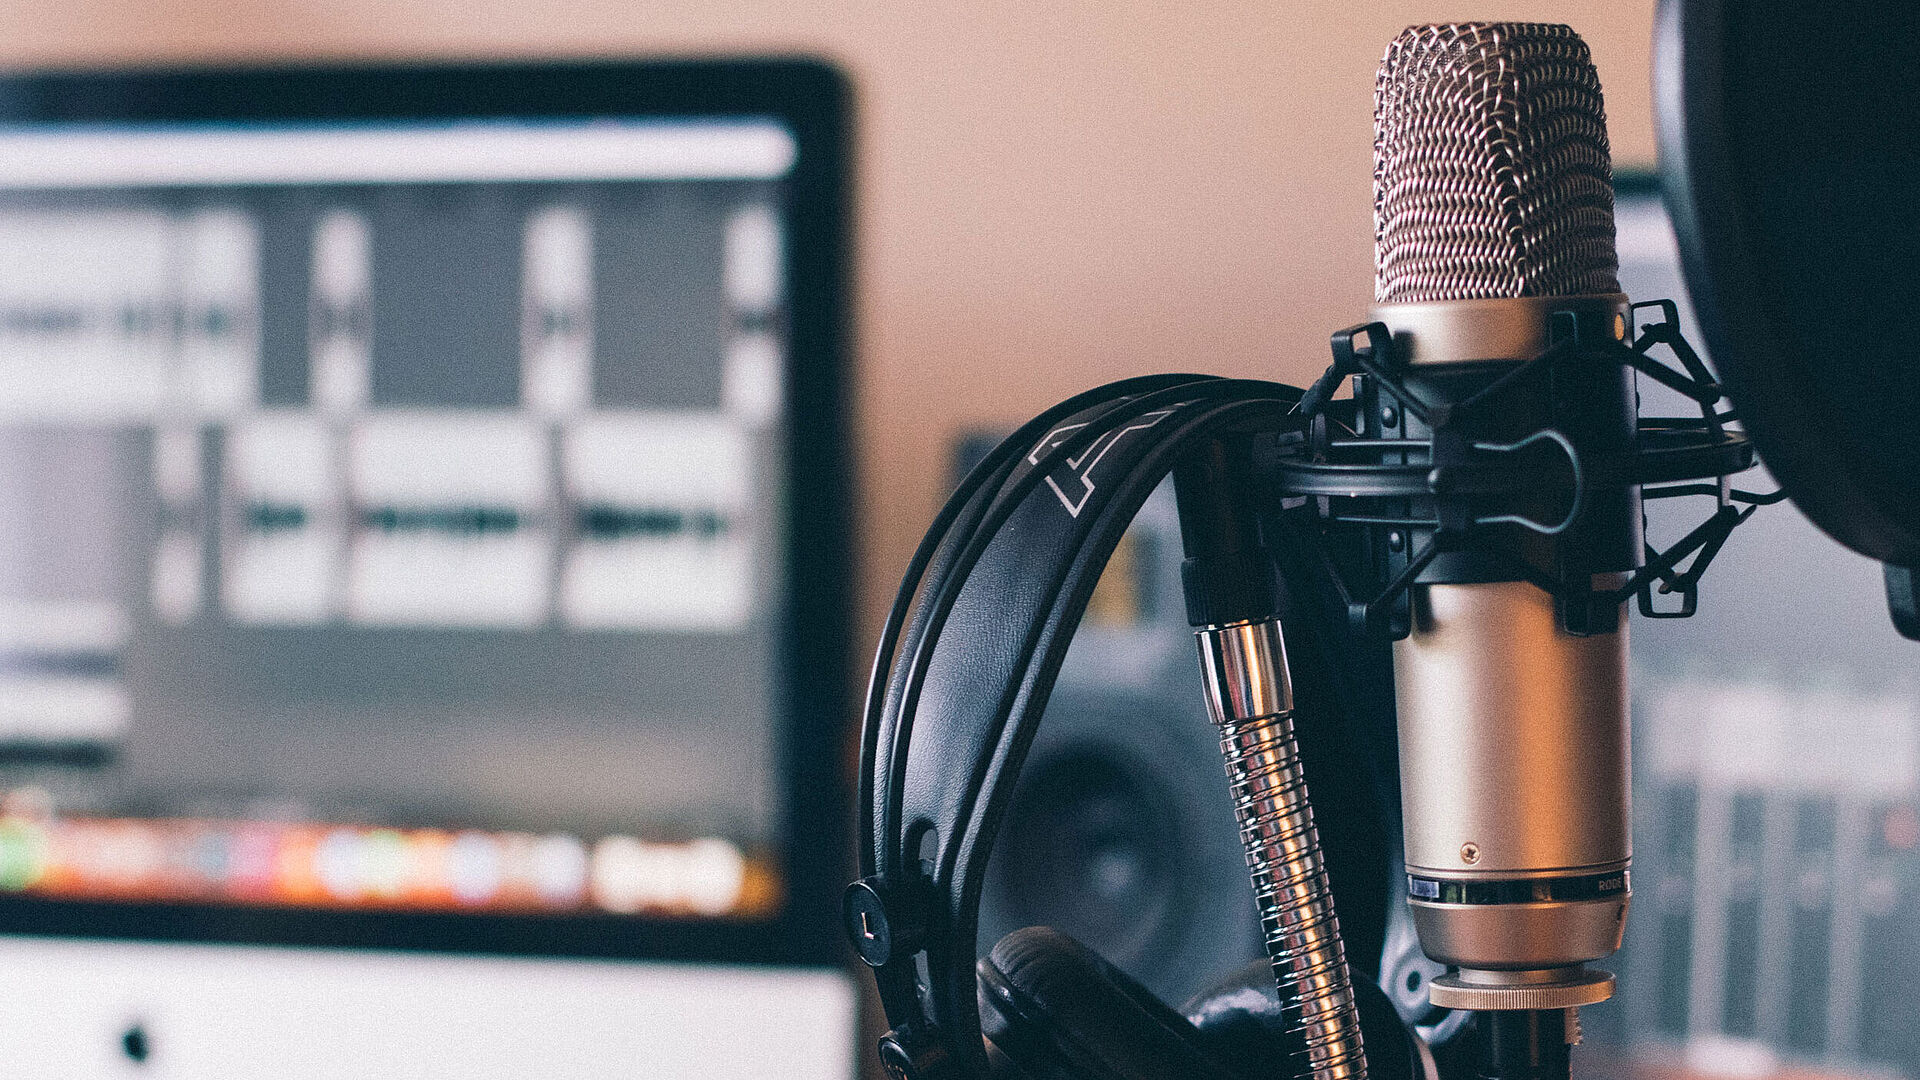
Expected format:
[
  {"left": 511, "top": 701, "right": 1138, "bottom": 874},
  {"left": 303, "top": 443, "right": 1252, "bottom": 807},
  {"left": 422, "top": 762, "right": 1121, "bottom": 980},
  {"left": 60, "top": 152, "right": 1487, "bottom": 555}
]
[
  {"left": 0, "top": 61, "right": 855, "bottom": 1078},
  {"left": 0, "top": 62, "right": 851, "bottom": 970},
  {"left": 0, "top": 117, "right": 796, "bottom": 924}
]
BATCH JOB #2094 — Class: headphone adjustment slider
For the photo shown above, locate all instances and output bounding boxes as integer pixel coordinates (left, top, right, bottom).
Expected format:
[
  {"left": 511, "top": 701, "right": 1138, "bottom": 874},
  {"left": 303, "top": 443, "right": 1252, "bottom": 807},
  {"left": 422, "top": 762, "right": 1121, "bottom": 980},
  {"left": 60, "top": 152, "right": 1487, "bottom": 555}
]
[{"left": 843, "top": 876, "right": 927, "bottom": 969}]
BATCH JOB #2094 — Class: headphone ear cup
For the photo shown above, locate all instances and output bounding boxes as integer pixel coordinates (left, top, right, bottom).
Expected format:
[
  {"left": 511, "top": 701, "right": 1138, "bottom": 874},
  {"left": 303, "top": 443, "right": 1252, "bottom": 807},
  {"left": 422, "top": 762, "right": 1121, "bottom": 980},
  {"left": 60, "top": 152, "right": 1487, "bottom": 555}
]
[
  {"left": 977, "top": 926, "right": 1243, "bottom": 1080},
  {"left": 1182, "top": 958, "right": 1423, "bottom": 1080}
]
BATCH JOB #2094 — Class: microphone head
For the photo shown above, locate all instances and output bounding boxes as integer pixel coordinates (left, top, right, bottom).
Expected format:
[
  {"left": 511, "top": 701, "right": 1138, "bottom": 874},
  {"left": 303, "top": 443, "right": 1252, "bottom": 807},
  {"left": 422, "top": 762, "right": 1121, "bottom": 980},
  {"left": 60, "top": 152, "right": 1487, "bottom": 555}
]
[{"left": 1373, "top": 22, "right": 1620, "bottom": 304}]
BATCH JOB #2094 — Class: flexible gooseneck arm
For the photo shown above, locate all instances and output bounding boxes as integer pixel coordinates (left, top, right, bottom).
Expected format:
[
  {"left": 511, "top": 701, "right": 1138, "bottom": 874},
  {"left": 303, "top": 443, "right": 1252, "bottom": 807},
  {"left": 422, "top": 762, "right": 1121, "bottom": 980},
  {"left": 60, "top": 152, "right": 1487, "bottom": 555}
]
[{"left": 1175, "top": 441, "right": 1371, "bottom": 1079}]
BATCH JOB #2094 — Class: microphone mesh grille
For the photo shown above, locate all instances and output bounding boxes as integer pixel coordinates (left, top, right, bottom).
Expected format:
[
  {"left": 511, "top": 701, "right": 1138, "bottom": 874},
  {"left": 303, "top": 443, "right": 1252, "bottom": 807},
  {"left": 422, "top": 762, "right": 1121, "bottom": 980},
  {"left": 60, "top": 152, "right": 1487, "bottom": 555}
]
[{"left": 1373, "top": 22, "right": 1620, "bottom": 303}]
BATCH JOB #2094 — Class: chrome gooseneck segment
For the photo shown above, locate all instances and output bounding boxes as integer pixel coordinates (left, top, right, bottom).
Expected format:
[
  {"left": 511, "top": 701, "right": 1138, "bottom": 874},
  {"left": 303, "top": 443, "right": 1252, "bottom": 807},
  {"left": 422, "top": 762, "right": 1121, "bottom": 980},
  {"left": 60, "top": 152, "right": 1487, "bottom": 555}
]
[{"left": 1198, "top": 618, "right": 1368, "bottom": 1080}]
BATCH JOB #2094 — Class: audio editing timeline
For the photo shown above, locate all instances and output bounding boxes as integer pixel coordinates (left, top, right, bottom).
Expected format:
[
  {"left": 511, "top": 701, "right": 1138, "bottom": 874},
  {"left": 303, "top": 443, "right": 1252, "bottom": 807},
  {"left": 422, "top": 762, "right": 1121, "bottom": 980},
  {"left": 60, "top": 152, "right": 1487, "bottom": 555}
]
[{"left": 0, "top": 121, "right": 797, "bottom": 920}]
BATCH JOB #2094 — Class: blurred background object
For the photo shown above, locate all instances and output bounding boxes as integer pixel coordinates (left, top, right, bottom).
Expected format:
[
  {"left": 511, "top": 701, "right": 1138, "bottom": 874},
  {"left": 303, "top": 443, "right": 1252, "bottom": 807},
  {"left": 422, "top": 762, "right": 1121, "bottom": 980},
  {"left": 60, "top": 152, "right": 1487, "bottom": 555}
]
[{"left": 0, "top": 56, "right": 856, "bottom": 1076}]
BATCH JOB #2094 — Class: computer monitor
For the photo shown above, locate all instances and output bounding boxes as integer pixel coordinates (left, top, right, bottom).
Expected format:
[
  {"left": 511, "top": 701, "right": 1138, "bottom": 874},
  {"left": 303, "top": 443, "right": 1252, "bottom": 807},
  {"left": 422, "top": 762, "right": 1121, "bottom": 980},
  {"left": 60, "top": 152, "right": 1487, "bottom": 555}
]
[{"left": 0, "top": 59, "right": 854, "bottom": 1077}]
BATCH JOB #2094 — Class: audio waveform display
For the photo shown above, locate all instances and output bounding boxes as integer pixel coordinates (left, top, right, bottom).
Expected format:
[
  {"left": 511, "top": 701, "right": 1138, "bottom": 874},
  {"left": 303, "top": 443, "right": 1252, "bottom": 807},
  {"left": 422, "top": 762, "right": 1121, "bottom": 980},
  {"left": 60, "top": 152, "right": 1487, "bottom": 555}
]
[
  {"left": 359, "top": 507, "right": 525, "bottom": 535},
  {"left": 577, "top": 506, "right": 730, "bottom": 541},
  {"left": 0, "top": 210, "right": 258, "bottom": 422},
  {"left": 211, "top": 410, "right": 754, "bottom": 630}
]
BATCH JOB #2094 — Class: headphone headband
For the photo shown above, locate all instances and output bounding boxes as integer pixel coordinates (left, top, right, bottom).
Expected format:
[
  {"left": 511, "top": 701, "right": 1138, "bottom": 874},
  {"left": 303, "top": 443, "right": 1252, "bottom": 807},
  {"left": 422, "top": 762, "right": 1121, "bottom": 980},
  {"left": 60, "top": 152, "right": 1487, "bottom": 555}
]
[{"left": 845, "top": 377, "right": 1308, "bottom": 1078}]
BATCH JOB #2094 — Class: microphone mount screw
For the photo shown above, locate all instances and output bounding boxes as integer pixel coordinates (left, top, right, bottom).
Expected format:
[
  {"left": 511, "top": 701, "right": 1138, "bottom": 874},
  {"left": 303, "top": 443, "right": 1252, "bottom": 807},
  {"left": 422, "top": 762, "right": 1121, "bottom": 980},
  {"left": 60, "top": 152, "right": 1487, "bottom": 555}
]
[{"left": 1460, "top": 842, "right": 1481, "bottom": 865}]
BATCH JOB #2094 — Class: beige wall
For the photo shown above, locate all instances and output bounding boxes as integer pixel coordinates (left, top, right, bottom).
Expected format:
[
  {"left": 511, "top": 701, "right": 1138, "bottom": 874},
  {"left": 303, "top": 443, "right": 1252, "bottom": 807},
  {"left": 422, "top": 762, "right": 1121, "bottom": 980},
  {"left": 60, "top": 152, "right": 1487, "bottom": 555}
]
[{"left": 0, "top": 0, "right": 1658, "bottom": 633}]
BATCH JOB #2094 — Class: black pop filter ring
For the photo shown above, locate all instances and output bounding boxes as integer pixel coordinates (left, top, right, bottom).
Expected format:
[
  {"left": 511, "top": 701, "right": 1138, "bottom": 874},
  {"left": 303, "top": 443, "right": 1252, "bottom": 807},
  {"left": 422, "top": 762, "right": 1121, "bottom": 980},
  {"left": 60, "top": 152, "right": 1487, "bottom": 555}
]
[{"left": 1657, "top": 0, "right": 1920, "bottom": 567}]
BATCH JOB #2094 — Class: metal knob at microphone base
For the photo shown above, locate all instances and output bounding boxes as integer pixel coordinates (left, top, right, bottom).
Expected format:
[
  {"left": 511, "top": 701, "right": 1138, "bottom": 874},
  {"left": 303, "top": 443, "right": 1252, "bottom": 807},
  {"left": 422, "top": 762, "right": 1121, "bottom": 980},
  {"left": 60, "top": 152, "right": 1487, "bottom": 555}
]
[
  {"left": 1427, "top": 967, "right": 1615, "bottom": 1012},
  {"left": 1406, "top": 886, "right": 1629, "bottom": 975}
]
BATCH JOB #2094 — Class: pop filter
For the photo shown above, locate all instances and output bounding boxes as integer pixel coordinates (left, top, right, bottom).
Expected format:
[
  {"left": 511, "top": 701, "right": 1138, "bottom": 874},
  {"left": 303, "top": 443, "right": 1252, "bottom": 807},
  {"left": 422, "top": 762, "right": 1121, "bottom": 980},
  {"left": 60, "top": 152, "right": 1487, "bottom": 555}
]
[{"left": 1656, "top": 0, "right": 1920, "bottom": 633}]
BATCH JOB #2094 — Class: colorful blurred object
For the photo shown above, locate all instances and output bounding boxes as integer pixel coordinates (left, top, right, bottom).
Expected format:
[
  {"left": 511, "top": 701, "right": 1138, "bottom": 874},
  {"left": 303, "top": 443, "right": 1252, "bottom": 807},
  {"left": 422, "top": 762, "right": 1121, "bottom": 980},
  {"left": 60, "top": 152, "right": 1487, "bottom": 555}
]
[{"left": 0, "top": 801, "right": 767, "bottom": 919}]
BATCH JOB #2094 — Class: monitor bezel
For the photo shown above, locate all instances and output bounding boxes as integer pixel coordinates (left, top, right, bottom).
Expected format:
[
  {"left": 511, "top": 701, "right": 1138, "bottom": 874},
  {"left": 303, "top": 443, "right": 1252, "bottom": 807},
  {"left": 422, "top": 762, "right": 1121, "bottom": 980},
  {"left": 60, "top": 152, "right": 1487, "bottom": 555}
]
[{"left": 0, "top": 57, "right": 854, "bottom": 969}]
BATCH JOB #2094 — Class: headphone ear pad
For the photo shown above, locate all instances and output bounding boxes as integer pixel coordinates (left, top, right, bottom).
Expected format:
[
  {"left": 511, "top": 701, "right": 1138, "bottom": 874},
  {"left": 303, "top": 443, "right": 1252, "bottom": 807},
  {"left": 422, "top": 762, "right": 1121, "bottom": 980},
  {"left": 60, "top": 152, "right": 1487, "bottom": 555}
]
[{"left": 977, "top": 927, "right": 1241, "bottom": 1080}]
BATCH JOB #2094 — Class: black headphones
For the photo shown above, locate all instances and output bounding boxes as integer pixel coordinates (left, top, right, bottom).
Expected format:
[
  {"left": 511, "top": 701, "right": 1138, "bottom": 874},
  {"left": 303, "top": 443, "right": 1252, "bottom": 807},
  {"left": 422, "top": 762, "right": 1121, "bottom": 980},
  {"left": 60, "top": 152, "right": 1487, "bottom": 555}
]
[{"left": 843, "top": 374, "right": 1421, "bottom": 1080}]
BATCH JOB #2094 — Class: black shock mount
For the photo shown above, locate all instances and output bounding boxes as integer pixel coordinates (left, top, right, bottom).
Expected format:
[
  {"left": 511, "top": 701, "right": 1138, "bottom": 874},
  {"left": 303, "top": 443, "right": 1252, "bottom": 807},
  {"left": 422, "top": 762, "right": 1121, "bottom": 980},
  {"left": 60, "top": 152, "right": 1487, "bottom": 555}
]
[{"left": 1265, "top": 298, "right": 1778, "bottom": 642}]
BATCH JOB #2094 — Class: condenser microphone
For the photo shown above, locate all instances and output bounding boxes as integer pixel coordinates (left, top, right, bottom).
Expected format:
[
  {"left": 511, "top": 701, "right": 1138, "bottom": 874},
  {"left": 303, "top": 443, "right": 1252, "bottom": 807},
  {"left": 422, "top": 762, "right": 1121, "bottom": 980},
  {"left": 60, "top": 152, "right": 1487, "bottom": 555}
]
[{"left": 1370, "top": 20, "right": 1635, "bottom": 1045}]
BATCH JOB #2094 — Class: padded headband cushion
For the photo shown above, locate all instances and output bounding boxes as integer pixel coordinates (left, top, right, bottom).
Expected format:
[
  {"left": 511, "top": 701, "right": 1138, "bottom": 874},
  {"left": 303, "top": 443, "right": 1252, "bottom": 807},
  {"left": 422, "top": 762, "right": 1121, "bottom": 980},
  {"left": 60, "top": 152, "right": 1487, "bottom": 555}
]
[{"left": 977, "top": 927, "right": 1240, "bottom": 1080}]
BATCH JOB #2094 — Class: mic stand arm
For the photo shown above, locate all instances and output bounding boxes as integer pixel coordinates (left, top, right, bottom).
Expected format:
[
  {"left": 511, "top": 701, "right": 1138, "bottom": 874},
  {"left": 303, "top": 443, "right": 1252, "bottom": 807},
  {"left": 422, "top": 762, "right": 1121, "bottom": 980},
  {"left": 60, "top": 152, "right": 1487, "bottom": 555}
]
[{"left": 1174, "top": 438, "right": 1371, "bottom": 1080}]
